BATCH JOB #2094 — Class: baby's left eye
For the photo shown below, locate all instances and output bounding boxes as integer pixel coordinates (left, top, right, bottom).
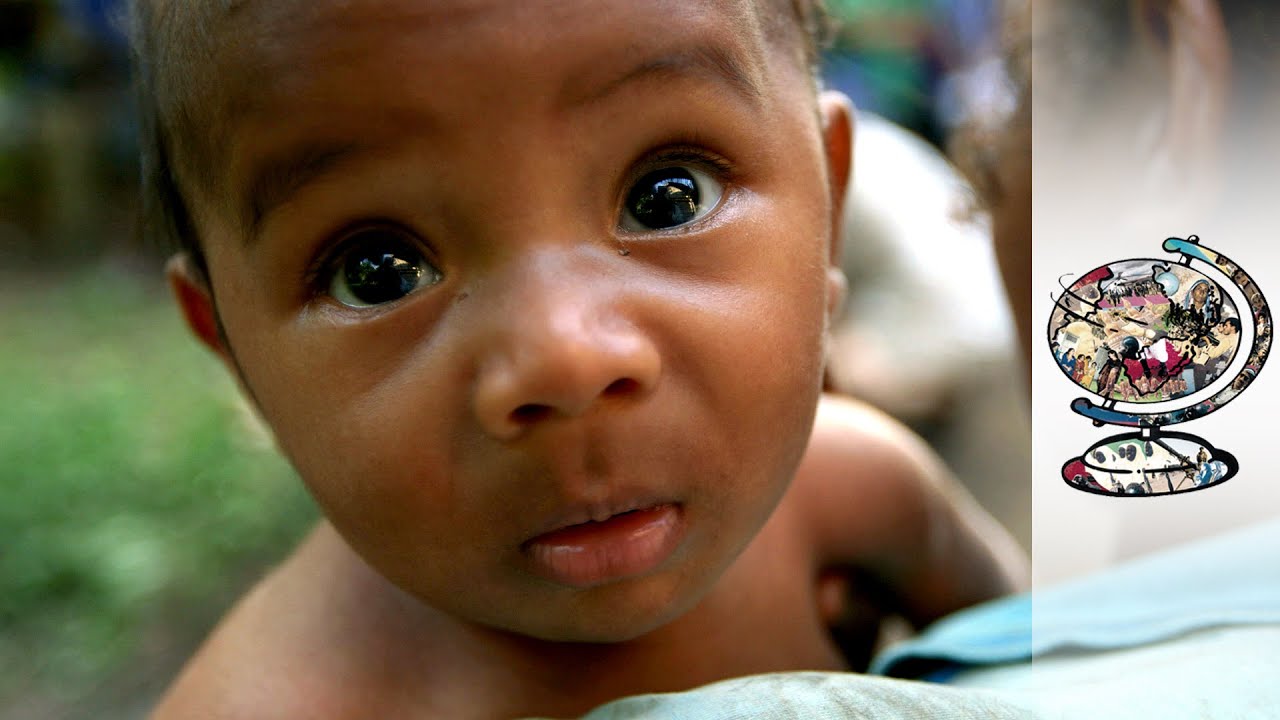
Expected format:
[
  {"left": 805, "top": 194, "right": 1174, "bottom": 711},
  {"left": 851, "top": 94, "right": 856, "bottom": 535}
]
[{"left": 620, "top": 166, "right": 724, "bottom": 232}]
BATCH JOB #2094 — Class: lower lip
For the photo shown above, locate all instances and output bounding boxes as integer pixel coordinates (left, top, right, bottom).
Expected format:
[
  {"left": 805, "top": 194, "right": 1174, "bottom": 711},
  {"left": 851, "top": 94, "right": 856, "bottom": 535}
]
[{"left": 522, "top": 504, "right": 684, "bottom": 588}]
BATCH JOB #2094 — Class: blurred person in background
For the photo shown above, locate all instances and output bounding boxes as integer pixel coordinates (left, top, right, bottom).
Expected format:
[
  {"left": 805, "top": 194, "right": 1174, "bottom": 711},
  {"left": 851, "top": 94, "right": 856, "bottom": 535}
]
[{"left": 823, "top": 0, "right": 1029, "bottom": 548}]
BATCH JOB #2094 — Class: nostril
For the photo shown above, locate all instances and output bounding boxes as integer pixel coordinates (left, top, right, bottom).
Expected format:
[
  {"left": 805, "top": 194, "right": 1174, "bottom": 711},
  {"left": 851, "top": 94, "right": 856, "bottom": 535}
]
[
  {"left": 604, "top": 378, "right": 638, "bottom": 397},
  {"left": 506, "top": 380, "right": 639, "bottom": 427},
  {"left": 511, "top": 403, "right": 552, "bottom": 425}
]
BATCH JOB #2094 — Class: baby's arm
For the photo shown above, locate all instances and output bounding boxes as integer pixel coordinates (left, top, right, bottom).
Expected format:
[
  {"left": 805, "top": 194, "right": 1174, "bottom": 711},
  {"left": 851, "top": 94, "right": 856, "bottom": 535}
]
[{"left": 798, "top": 394, "right": 1028, "bottom": 628}]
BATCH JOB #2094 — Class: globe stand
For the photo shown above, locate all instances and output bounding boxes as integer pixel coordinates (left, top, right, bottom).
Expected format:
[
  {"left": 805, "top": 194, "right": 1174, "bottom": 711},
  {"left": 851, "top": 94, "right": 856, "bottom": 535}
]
[
  {"left": 1061, "top": 426, "right": 1238, "bottom": 496},
  {"left": 1049, "top": 236, "right": 1269, "bottom": 497}
]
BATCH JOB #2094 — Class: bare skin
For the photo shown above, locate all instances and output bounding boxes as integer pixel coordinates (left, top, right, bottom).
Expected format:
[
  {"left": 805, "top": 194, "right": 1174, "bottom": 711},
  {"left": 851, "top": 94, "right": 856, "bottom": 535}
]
[
  {"left": 153, "top": 397, "right": 1023, "bottom": 719},
  {"left": 147, "top": 0, "right": 1025, "bottom": 716}
]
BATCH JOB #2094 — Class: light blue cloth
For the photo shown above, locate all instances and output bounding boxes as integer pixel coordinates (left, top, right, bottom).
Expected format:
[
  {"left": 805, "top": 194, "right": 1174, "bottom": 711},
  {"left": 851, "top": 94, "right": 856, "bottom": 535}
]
[
  {"left": 874, "top": 516, "right": 1280, "bottom": 679},
  {"left": 540, "top": 518, "right": 1280, "bottom": 719},
  {"left": 955, "top": 624, "right": 1280, "bottom": 719},
  {"left": 874, "top": 517, "right": 1280, "bottom": 718},
  {"left": 869, "top": 590, "right": 1031, "bottom": 680}
]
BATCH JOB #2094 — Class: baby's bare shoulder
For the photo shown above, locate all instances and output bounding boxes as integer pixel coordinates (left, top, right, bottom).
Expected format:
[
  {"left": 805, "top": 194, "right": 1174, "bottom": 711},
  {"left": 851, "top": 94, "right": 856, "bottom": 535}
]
[
  {"left": 150, "top": 525, "right": 457, "bottom": 719},
  {"left": 805, "top": 394, "right": 943, "bottom": 480},
  {"left": 150, "top": 536, "right": 347, "bottom": 718},
  {"left": 793, "top": 394, "right": 1026, "bottom": 625},
  {"left": 792, "top": 395, "right": 946, "bottom": 557}
]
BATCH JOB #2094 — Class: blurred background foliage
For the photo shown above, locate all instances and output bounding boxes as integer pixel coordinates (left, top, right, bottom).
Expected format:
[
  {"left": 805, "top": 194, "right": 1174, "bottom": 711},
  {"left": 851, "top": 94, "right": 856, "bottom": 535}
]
[
  {"left": 1, "top": 0, "right": 1006, "bottom": 717},
  {"left": 3, "top": 4, "right": 319, "bottom": 717},
  {"left": 1, "top": 265, "right": 316, "bottom": 720}
]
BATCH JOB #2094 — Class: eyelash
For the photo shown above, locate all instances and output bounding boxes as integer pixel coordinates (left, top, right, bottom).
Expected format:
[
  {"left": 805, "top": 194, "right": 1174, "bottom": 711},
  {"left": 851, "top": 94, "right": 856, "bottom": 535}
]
[
  {"left": 300, "top": 143, "right": 738, "bottom": 298},
  {"left": 613, "top": 142, "right": 737, "bottom": 235},
  {"left": 627, "top": 144, "right": 737, "bottom": 192}
]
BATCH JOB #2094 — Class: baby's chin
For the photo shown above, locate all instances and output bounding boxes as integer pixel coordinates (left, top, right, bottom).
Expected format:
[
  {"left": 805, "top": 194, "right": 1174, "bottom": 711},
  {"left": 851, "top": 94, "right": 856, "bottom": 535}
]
[
  {"left": 502, "top": 612, "right": 680, "bottom": 646},
  {"left": 448, "top": 563, "right": 717, "bottom": 646}
]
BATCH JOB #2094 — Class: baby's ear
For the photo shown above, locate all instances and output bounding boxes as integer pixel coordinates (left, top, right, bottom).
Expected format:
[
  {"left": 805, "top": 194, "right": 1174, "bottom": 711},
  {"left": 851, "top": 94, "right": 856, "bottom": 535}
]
[
  {"left": 167, "top": 253, "right": 231, "bottom": 363},
  {"left": 818, "top": 90, "right": 853, "bottom": 256},
  {"left": 825, "top": 264, "right": 848, "bottom": 325},
  {"left": 818, "top": 91, "right": 853, "bottom": 320}
]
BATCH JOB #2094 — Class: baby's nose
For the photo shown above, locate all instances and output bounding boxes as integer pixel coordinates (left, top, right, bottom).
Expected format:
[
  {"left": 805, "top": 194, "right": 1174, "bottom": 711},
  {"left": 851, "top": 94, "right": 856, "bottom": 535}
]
[{"left": 471, "top": 265, "right": 660, "bottom": 441}]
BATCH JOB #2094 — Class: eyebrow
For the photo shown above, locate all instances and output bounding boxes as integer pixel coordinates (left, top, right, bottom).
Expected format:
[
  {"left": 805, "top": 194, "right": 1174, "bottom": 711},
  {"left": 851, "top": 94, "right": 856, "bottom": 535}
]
[
  {"left": 240, "top": 140, "right": 365, "bottom": 243},
  {"left": 569, "top": 43, "right": 767, "bottom": 111},
  {"left": 238, "top": 44, "right": 765, "bottom": 243}
]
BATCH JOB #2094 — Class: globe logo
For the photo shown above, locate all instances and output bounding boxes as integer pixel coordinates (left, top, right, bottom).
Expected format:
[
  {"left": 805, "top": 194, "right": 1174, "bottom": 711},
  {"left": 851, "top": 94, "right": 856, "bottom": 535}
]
[{"left": 1048, "top": 236, "right": 1271, "bottom": 496}]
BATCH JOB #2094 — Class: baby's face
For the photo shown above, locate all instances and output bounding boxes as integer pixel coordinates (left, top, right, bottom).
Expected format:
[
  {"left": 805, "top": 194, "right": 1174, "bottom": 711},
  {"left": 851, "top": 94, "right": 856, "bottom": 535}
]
[{"left": 178, "top": 0, "right": 848, "bottom": 641}]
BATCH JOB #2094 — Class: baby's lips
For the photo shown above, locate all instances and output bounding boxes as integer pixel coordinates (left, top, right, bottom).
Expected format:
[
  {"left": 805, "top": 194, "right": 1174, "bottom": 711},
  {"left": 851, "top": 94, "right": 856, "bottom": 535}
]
[{"left": 521, "top": 503, "right": 685, "bottom": 588}]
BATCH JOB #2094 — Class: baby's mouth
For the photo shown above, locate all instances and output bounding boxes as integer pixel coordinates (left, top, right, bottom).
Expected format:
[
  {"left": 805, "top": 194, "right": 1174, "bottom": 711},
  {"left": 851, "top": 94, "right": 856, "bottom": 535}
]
[{"left": 521, "top": 503, "right": 685, "bottom": 589}]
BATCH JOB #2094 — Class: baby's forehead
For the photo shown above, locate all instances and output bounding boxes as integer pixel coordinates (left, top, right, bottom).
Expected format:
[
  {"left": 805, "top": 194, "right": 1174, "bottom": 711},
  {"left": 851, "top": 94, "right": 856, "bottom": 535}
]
[
  {"left": 156, "top": 0, "right": 809, "bottom": 206},
  {"left": 176, "top": 0, "right": 792, "bottom": 81},
  {"left": 220, "top": 0, "right": 774, "bottom": 85}
]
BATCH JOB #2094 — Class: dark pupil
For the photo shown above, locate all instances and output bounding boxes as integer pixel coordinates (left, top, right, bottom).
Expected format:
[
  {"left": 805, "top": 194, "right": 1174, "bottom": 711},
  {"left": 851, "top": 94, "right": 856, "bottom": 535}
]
[
  {"left": 343, "top": 242, "right": 422, "bottom": 305},
  {"left": 627, "top": 168, "right": 699, "bottom": 229}
]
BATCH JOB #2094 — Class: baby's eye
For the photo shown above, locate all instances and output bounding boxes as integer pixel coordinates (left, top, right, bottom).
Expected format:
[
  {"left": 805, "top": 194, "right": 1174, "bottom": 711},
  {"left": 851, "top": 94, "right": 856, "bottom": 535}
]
[
  {"left": 620, "top": 166, "right": 724, "bottom": 232},
  {"left": 324, "top": 228, "right": 442, "bottom": 308}
]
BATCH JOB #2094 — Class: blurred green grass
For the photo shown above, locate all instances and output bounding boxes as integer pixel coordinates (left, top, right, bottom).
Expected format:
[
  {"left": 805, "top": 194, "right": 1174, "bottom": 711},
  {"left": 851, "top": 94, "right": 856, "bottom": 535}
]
[{"left": 1, "top": 263, "right": 317, "bottom": 718}]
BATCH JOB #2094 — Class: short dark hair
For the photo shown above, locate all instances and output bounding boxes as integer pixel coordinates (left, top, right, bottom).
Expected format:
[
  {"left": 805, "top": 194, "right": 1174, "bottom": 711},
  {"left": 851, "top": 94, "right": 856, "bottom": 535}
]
[
  {"left": 785, "top": 0, "right": 833, "bottom": 73},
  {"left": 128, "top": 0, "right": 232, "bottom": 280},
  {"left": 128, "top": 0, "right": 831, "bottom": 282}
]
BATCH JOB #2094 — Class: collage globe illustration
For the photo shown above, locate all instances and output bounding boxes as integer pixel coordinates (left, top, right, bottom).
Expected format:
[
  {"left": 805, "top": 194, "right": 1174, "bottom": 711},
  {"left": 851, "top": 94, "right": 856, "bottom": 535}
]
[{"left": 1047, "top": 237, "right": 1271, "bottom": 496}]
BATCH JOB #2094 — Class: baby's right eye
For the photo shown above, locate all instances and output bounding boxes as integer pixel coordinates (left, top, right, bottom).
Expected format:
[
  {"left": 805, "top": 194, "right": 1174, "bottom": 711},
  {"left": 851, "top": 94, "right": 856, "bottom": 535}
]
[{"left": 322, "top": 227, "right": 443, "bottom": 308}]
